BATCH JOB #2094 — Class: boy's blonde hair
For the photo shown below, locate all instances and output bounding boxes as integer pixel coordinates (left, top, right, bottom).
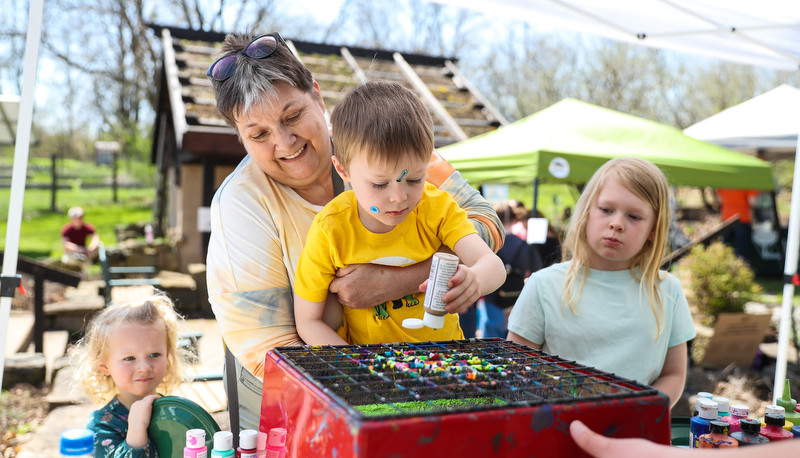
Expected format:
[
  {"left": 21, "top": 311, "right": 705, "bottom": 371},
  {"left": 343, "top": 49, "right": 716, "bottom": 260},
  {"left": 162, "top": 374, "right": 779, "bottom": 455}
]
[
  {"left": 331, "top": 80, "right": 434, "bottom": 172},
  {"left": 561, "top": 157, "right": 670, "bottom": 338},
  {"left": 72, "top": 293, "right": 184, "bottom": 404}
]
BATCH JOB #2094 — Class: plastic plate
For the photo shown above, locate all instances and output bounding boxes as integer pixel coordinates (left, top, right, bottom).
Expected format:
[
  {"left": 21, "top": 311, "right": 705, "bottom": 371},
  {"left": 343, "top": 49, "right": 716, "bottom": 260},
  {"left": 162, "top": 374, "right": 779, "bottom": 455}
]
[{"left": 147, "top": 396, "right": 220, "bottom": 457}]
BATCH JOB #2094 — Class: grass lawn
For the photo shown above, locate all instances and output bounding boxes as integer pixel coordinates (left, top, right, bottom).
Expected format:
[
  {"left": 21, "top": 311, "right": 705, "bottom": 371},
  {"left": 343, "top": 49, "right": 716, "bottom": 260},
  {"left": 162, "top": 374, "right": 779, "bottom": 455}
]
[{"left": 0, "top": 186, "right": 154, "bottom": 259}]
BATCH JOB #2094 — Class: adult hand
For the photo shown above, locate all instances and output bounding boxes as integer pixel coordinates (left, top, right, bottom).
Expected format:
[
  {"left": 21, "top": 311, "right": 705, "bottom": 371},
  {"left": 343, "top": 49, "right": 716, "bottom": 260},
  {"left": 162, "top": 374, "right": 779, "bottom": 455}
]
[
  {"left": 126, "top": 394, "right": 161, "bottom": 448},
  {"left": 331, "top": 262, "right": 429, "bottom": 309},
  {"left": 569, "top": 420, "right": 692, "bottom": 458}
]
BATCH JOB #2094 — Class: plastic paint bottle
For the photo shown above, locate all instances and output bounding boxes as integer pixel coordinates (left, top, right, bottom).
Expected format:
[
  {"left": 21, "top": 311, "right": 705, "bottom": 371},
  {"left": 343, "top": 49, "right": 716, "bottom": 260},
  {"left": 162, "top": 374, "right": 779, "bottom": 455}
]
[
  {"left": 730, "top": 419, "right": 770, "bottom": 446},
  {"left": 690, "top": 398, "right": 718, "bottom": 448},
  {"left": 211, "top": 431, "right": 235, "bottom": 458},
  {"left": 760, "top": 413, "right": 794, "bottom": 442},
  {"left": 692, "top": 391, "right": 713, "bottom": 416},
  {"left": 760, "top": 404, "right": 795, "bottom": 431},
  {"left": 791, "top": 424, "right": 800, "bottom": 438},
  {"left": 238, "top": 430, "right": 259, "bottom": 458},
  {"left": 421, "top": 252, "right": 460, "bottom": 329},
  {"left": 776, "top": 379, "right": 800, "bottom": 427},
  {"left": 59, "top": 428, "right": 94, "bottom": 457},
  {"left": 265, "top": 428, "right": 287, "bottom": 458},
  {"left": 714, "top": 396, "right": 730, "bottom": 418},
  {"left": 698, "top": 420, "right": 738, "bottom": 448},
  {"left": 257, "top": 432, "right": 268, "bottom": 458},
  {"left": 723, "top": 404, "right": 750, "bottom": 434},
  {"left": 184, "top": 429, "right": 208, "bottom": 458}
]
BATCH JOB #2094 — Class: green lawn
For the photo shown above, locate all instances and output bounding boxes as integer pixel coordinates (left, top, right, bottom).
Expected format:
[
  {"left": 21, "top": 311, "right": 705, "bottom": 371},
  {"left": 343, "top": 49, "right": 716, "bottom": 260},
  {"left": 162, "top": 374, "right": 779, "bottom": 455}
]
[{"left": 0, "top": 186, "right": 154, "bottom": 259}]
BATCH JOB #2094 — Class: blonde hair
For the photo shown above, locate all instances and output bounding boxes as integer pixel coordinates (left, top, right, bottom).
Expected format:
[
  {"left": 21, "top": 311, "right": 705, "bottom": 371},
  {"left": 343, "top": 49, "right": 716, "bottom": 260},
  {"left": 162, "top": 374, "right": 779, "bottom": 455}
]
[
  {"left": 331, "top": 80, "right": 433, "bottom": 172},
  {"left": 71, "top": 293, "right": 184, "bottom": 404},
  {"left": 561, "top": 157, "right": 670, "bottom": 338}
]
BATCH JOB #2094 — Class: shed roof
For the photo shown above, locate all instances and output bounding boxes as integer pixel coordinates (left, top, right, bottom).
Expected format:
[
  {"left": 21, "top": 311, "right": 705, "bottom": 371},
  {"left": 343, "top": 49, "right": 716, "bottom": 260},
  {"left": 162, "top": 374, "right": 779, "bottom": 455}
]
[{"left": 150, "top": 24, "right": 507, "bottom": 163}]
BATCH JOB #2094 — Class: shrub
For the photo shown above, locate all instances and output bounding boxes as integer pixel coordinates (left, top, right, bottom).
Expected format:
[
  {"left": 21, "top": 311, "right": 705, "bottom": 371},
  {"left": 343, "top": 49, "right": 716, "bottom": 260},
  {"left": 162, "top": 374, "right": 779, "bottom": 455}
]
[{"left": 679, "top": 241, "right": 761, "bottom": 321}]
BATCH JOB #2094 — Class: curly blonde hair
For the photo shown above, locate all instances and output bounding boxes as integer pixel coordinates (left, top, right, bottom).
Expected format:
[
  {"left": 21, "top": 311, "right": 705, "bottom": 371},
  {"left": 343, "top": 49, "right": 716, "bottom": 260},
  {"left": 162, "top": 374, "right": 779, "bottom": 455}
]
[
  {"left": 561, "top": 157, "right": 670, "bottom": 339},
  {"left": 71, "top": 293, "right": 184, "bottom": 404}
]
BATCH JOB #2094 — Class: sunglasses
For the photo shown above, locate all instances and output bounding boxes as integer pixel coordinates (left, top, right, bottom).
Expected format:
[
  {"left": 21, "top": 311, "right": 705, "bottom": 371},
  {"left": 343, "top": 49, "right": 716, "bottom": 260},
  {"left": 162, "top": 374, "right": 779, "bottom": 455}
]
[{"left": 206, "top": 33, "right": 287, "bottom": 82}]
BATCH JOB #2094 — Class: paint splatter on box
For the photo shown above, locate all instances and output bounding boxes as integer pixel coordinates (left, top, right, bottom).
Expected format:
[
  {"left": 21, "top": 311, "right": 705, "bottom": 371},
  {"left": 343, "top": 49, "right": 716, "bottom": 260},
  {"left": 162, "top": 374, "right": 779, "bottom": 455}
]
[{"left": 260, "top": 338, "right": 671, "bottom": 456}]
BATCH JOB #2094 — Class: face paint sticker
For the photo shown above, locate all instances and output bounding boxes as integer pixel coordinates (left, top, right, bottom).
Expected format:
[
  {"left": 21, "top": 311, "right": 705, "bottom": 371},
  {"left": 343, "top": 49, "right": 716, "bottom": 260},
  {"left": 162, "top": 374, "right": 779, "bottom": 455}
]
[
  {"left": 370, "top": 206, "right": 379, "bottom": 214},
  {"left": 396, "top": 169, "right": 408, "bottom": 182}
]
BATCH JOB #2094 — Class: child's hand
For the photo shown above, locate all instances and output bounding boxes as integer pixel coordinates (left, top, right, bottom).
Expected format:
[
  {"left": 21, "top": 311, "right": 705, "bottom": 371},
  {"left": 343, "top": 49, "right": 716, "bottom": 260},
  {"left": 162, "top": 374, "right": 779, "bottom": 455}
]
[
  {"left": 420, "top": 264, "right": 480, "bottom": 314},
  {"left": 126, "top": 394, "right": 161, "bottom": 449}
]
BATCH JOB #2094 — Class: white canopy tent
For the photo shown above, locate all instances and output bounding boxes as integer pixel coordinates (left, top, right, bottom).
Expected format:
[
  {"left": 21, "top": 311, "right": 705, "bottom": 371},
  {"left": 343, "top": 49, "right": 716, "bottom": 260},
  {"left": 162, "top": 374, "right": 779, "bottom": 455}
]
[
  {"left": 684, "top": 84, "right": 800, "bottom": 160},
  {"left": 0, "top": 95, "right": 20, "bottom": 146},
  {"left": 0, "top": 0, "right": 44, "bottom": 389},
  {"left": 431, "top": 0, "right": 800, "bottom": 403}
]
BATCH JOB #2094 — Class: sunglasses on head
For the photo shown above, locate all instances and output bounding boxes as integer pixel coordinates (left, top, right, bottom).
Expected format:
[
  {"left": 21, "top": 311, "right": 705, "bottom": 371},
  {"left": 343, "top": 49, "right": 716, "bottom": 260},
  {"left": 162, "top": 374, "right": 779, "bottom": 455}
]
[{"left": 206, "top": 33, "right": 287, "bottom": 82}]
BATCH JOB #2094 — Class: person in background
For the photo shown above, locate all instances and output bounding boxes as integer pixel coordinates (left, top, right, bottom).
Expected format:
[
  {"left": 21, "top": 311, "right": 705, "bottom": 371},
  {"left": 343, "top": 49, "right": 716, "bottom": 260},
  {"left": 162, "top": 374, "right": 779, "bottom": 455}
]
[
  {"left": 71, "top": 293, "right": 184, "bottom": 456},
  {"left": 293, "top": 80, "right": 505, "bottom": 345},
  {"left": 61, "top": 206, "right": 100, "bottom": 266},
  {"left": 716, "top": 188, "right": 759, "bottom": 259},
  {"left": 479, "top": 200, "right": 530, "bottom": 337},
  {"left": 508, "top": 157, "right": 696, "bottom": 408},
  {"left": 204, "top": 31, "right": 503, "bottom": 431},
  {"left": 508, "top": 199, "right": 529, "bottom": 241}
]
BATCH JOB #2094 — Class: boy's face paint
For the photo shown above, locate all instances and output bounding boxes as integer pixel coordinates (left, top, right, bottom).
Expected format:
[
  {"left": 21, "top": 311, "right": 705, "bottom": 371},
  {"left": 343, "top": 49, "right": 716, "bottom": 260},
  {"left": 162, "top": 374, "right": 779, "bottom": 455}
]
[
  {"left": 396, "top": 169, "right": 408, "bottom": 182},
  {"left": 370, "top": 206, "right": 380, "bottom": 214}
]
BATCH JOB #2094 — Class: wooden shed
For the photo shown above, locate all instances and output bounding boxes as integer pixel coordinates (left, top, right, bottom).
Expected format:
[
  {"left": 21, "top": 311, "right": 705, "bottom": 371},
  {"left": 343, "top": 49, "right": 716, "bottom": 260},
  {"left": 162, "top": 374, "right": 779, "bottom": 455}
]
[{"left": 150, "top": 25, "right": 508, "bottom": 270}]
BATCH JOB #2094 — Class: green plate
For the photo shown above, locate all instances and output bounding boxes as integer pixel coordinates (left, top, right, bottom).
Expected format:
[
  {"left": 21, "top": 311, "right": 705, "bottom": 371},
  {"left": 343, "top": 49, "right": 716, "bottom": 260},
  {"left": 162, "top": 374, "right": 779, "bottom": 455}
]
[
  {"left": 148, "top": 396, "right": 221, "bottom": 458},
  {"left": 671, "top": 416, "right": 690, "bottom": 447}
]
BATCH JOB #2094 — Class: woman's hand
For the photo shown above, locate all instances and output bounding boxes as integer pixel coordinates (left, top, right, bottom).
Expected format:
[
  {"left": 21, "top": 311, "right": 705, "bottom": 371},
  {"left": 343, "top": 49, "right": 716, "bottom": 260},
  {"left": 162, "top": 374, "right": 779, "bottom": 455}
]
[
  {"left": 126, "top": 394, "right": 160, "bottom": 449},
  {"left": 330, "top": 261, "right": 430, "bottom": 309}
]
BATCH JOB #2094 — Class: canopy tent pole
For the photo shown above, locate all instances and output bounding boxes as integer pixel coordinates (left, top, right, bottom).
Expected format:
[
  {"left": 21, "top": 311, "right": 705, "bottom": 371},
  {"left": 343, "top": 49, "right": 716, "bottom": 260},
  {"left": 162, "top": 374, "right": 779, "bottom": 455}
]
[
  {"left": 773, "top": 130, "right": 800, "bottom": 403},
  {"left": 0, "top": 0, "right": 44, "bottom": 390}
]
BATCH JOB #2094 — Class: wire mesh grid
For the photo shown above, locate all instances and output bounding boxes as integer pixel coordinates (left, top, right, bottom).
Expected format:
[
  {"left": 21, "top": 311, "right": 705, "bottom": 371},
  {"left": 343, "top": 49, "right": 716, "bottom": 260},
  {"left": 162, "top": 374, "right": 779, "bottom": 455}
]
[{"left": 272, "top": 338, "right": 658, "bottom": 419}]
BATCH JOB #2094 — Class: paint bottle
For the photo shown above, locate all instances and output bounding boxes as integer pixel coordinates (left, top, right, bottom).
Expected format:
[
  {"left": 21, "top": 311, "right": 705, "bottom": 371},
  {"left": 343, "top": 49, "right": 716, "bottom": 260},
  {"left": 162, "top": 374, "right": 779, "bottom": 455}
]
[
  {"left": 237, "top": 430, "right": 259, "bottom": 458},
  {"left": 421, "top": 252, "right": 460, "bottom": 329},
  {"left": 714, "top": 396, "right": 730, "bottom": 418},
  {"left": 184, "top": 429, "right": 208, "bottom": 458},
  {"left": 690, "top": 398, "right": 718, "bottom": 448},
  {"left": 760, "top": 413, "right": 794, "bottom": 441},
  {"left": 256, "top": 432, "right": 268, "bottom": 458},
  {"left": 692, "top": 391, "right": 713, "bottom": 416},
  {"left": 211, "top": 431, "right": 235, "bottom": 458},
  {"left": 730, "top": 419, "right": 770, "bottom": 446},
  {"left": 760, "top": 404, "right": 795, "bottom": 431},
  {"left": 776, "top": 379, "right": 800, "bottom": 427},
  {"left": 59, "top": 428, "right": 94, "bottom": 457},
  {"left": 723, "top": 404, "right": 750, "bottom": 434},
  {"left": 791, "top": 424, "right": 800, "bottom": 438},
  {"left": 698, "top": 420, "right": 738, "bottom": 448},
  {"left": 144, "top": 223, "right": 154, "bottom": 244},
  {"left": 265, "top": 428, "right": 287, "bottom": 458}
]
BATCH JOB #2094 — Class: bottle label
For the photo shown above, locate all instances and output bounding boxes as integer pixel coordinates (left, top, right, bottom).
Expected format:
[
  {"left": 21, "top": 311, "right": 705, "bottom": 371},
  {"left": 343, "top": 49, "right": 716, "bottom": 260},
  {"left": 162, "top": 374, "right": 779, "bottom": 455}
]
[
  {"left": 239, "top": 453, "right": 257, "bottom": 458},
  {"left": 185, "top": 450, "right": 207, "bottom": 458},
  {"left": 423, "top": 253, "right": 459, "bottom": 314}
]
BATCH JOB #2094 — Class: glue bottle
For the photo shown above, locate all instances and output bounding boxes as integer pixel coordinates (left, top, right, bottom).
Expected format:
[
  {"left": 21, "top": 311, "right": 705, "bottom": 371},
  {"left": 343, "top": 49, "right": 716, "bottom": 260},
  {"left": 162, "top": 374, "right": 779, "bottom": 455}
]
[
  {"left": 59, "top": 428, "right": 94, "bottom": 457},
  {"left": 722, "top": 404, "right": 750, "bottom": 434},
  {"left": 730, "top": 419, "right": 770, "bottom": 446},
  {"left": 264, "top": 428, "right": 287, "bottom": 458},
  {"left": 211, "top": 431, "right": 234, "bottom": 458},
  {"left": 776, "top": 379, "right": 800, "bottom": 427},
  {"left": 690, "top": 398, "right": 718, "bottom": 448},
  {"left": 760, "top": 413, "right": 794, "bottom": 442},
  {"left": 697, "top": 420, "right": 738, "bottom": 448},
  {"left": 184, "top": 429, "right": 208, "bottom": 458},
  {"left": 238, "top": 430, "right": 259, "bottom": 458}
]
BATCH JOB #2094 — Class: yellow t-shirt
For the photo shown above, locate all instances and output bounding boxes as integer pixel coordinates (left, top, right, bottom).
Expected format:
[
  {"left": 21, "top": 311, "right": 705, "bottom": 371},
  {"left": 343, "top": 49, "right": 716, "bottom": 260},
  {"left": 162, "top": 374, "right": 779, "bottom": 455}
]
[{"left": 295, "top": 182, "right": 476, "bottom": 344}]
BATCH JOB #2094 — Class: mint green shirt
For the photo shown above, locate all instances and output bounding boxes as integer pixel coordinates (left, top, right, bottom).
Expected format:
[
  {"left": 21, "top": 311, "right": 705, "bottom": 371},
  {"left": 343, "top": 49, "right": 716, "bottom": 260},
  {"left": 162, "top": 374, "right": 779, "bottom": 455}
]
[{"left": 507, "top": 262, "right": 695, "bottom": 385}]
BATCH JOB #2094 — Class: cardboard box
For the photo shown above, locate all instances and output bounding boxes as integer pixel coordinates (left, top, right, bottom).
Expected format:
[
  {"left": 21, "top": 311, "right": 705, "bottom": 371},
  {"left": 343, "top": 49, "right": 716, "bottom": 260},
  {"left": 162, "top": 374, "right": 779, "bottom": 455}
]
[{"left": 702, "top": 313, "right": 771, "bottom": 367}]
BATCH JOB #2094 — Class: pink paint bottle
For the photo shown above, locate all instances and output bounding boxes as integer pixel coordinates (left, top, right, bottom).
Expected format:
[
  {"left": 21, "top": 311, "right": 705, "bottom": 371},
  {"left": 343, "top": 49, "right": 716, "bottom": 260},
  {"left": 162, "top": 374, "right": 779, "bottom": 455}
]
[
  {"left": 723, "top": 404, "right": 750, "bottom": 434},
  {"left": 256, "top": 432, "right": 267, "bottom": 458},
  {"left": 184, "top": 429, "right": 208, "bottom": 458},
  {"left": 237, "top": 430, "right": 258, "bottom": 458},
  {"left": 760, "top": 413, "right": 794, "bottom": 442},
  {"left": 265, "top": 428, "right": 287, "bottom": 458}
]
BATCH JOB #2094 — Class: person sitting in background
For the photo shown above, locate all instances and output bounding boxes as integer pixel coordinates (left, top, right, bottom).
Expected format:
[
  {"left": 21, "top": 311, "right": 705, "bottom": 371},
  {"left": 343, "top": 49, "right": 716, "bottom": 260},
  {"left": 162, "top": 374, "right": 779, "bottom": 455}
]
[
  {"left": 716, "top": 188, "right": 759, "bottom": 259},
  {"left": 61, "top": 206, "right": 100, "bottom": 266}
]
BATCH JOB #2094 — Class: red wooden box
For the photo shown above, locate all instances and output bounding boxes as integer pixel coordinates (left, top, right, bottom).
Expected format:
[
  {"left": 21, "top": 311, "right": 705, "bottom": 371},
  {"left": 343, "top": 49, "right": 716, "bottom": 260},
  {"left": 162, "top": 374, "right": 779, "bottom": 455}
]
[{"left": 260, "top": 339, "right": 670, "bottom": 457}]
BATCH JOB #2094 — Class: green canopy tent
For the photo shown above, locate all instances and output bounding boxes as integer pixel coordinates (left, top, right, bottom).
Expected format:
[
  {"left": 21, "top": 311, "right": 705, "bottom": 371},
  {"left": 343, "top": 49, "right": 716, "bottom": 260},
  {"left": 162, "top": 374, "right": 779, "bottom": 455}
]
[{"left": 439, "top": 98, "right": 775, "bottom": 192}]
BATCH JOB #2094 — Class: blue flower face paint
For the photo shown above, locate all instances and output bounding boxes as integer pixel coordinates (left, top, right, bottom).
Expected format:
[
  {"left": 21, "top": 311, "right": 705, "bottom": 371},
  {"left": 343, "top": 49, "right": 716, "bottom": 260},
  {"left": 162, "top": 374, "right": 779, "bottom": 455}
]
[
  {"left": 396, "top": 169, "right": 408, "bottom": 182},
  {"left": 370, "top": 206, "right": 379, "bottom": 214}
]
